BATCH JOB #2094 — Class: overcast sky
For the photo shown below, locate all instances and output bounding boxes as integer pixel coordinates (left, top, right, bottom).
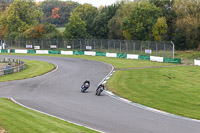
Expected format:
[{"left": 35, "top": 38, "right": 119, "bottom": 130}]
[
  {"left": 73, "top": 0, "right": 117, "bottom": 7},
  {"left": 37, "top": 0, "right": 117, "bottom": 7}
]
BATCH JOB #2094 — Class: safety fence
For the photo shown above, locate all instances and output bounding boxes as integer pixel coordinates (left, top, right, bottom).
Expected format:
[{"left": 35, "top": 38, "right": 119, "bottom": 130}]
[
  {"left": 0, "top": 58, "right": 26, "bottom": 76},
  {"left": 0, "top": 49, "right": 181, "bottom": 64},
  {"left": 4, "top": 39, "right": 175, "bottom": 58}
]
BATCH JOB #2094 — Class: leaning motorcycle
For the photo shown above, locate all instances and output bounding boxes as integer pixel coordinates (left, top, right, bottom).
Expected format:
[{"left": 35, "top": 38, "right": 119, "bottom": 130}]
[
  {"left": 81, "top": 83, "right": 89, "bottom": 92},
  {"left": 96, "top": 84, "right": 104, "bottom": 96}
]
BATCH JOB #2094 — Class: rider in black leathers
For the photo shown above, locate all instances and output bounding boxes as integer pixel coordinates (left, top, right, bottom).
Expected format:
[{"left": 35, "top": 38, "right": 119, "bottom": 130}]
[{"left": 96, "top": 84, "right": 105, "bottom": 92}]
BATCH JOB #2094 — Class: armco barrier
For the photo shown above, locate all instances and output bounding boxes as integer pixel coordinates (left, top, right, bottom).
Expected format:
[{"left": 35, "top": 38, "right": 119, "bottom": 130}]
[
  {"left": 2, "top": 49, "right": 181, "bottom": 64},
  {"left": 0, "top": 58, "right": 26, "bottom": 76}
]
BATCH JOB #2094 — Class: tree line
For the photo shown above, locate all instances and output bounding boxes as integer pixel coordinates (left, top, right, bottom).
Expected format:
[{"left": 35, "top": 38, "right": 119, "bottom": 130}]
[{"left": 0, "top": 0, "right": 199, "bottom": 50}]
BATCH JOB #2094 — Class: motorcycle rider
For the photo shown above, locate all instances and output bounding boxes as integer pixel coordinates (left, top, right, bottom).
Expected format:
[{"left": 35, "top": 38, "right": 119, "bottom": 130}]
[
  {"left": 82, "top": 79, "right": 90, "bottom": 90},
  {"left": 83, "top": 79, "right": 90, "bottom": 86},
  {"left": 96, "top": 84, "right": 105, "bottom": 92}
]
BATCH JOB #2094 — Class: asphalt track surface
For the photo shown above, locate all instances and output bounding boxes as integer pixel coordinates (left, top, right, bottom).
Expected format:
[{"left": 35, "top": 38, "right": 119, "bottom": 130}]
[{"left": 0, "top": 55, "right": 200, "bottom": 133}]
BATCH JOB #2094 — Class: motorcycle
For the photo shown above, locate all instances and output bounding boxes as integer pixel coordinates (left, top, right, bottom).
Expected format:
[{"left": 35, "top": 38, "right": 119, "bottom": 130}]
[
  {"left": 81, "top": 83, "right": 90, "bottom": 92},
  {"left": 96, "top": 84, "right": 104, "bottom": 96}
]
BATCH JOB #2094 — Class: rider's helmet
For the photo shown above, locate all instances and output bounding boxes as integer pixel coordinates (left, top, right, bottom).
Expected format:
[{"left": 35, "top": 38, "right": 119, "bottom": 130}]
[
  {"left": 86, "top": 79, "right": 90, "bottom": 82},
  {"left": 84, "top": 83, "right": 89, "bottom": 88}
]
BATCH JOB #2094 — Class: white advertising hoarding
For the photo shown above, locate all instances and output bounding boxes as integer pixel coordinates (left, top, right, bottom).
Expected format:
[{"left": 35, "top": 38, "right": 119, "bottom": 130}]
[
  {"left": 34, "top": 46, "right": 40, "bottom": 49},
  {"left": 26, "top": 45, "right": 32, "bottom": 49}
]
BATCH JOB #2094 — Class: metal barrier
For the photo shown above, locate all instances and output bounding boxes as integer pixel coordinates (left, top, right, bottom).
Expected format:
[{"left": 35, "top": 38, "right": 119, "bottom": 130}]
[
  {"left": 4, "top": 39, "right": 175, "bottom": 58},
  {"left": 0, "top": 58, "right": 26, "bottom": 76}
]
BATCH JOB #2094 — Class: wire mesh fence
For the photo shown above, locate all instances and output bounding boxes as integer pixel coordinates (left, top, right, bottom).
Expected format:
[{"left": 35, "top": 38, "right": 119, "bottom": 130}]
[{"left": 4, "top": 39, "right": 175, "bottom": 58}]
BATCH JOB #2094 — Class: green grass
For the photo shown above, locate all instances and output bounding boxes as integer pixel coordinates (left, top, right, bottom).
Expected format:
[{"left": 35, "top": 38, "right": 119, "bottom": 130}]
[
  {"left": 106, "top": 65, "right": 200, "bottom": 119},
  {"left": 56, "top": 27, "right": 65, "bottom": 33},
  {"left": 0, "top": 98, "right": 98, "bottom": 133},
  {"left": 175, "top": 50, "right": 200, "bottom": 64},
  {"left": 0, "top": 60, "right": 55, "bottom": 82}
]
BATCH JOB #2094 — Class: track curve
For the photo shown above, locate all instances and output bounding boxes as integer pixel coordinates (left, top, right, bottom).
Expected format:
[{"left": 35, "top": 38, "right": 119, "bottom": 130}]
[{"left": 0, "top": 55, "right": 200, "bottom": 133}]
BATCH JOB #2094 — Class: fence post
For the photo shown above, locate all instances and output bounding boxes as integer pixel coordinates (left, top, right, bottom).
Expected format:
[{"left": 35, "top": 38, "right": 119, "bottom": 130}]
[
  {"left": 57, "top": 39, "right": 58, "bottom": 49},
  {"left": 133, "top": 41, "right": 135, "bottom": 54},
  {"left": 108, "top": 40, "right": 110, "bottom": 52},
  {"left": 140, "top": 41, "right": 142, "bottom": 55},
  {"left": 94, "top": 40, "right": 96, "bottom": 51},
  {"left": 34, "top": 41, "right": 35, "bottom": 48},
  {"left": 120, "top": 40, "right": 121, "bottom": 54},
  {"left": 126, "top": 40, "right": 128, "bottom": 53},
  {"left": 79, "top": 40, "right": 82, "bottom": 50},
  {"left": 156, "top": 42, "right": 158, "bottom": 56},
  {"left": 171, "top": 41, "right": 175, "bottom": 59},
  {"left": 11, "top": 40, "right": 13, "bottom": 48},
  {"left": 164, "top": 42, "right": 166, "bottom": 58},
  {"left": 101, "top": 40, "right": 103, "bottom": 51},
  {"left": 72, "top": 40, "right": 74, "bottom": 50},
  {"left": 113, "top": 40, "right": 115, "bottom": 52},
  {"left": 64, "top": 40, "right": 66, "bottom": 49},
  {"left": 18, "top": 40, "right": 20, "bottom": 48}
]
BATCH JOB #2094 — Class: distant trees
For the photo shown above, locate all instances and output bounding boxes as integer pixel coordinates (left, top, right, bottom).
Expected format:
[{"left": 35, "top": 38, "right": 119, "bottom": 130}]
[
  {"left": 38, "top": 0, "right": 79, "bottom": 27},
  {"left": 122, "top": 1, "right": 162, "bottom": 40},
  {"left": 91, "top": 3, "right": 120, "bottom": 39},
  {"left": 172, "top": 0, "right": 200, "bottom": 50},
  {"left": 72, "top": 4, "right": 98, "bottom": 37},
  {"left": 0, "top": 0, "right": 43, "bottom": 33},
  {"left": 0, "top": 0, "right": 199, "bottom": 50},
  {"left": 63, "top": 13, "right": 87, "bottom": 39}
]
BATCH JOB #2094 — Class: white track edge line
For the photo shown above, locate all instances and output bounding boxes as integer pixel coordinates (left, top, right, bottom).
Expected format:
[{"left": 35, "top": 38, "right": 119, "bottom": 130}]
[
  {"left": 9, "top": 98, "right": 105, "bottom": 133},
  {"left": 99, "top": 63, "right": 200, "bottom": 124}
]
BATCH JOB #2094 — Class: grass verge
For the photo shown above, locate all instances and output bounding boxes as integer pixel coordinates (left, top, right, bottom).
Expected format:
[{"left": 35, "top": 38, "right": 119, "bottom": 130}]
[
  {"left": 0, "top": 98, "right": 98, "bottom": 133},
  {"left": 0, "top": 60, "right": 55, "bottom": 82},
  {"left": 106, "top": 65, "right": 200, "bottom": 119}
]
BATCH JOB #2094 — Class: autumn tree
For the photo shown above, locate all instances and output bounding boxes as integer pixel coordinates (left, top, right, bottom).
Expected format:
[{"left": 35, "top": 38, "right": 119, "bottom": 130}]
[
  {"left": 39, "top": 0, "right": 79, "bottom": 27},
  {"left": 51, "top": 7, "right": 60, "bottom": 19},
  {"left": 152, "top": 17, "right": 168, "bottom": 41},
  {"left": 25, "top": 24, "right": 45, "bottom": 39}
]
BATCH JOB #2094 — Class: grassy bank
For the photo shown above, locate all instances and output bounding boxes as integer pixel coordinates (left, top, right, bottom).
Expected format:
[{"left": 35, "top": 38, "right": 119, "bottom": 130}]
[
  {"left": 106, "top": 65, "right": 200, "bottom": 119},
  {"left": 0, "top": 98, "right": 98, "bottom": 133}
]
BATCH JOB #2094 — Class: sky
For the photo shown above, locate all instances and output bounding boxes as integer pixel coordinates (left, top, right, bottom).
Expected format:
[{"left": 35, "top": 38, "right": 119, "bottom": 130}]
[
  {"left": 36, "top": 0, "right": 117, "bottom": 7},
  {"left": 72, "top": 0, "right": 117, "bottom": 7}
]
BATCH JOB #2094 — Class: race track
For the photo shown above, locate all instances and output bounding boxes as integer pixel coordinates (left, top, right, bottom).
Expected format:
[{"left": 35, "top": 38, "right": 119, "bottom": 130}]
[{"left": 0, "top": 55, "right": 200, "bottom": 133}]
